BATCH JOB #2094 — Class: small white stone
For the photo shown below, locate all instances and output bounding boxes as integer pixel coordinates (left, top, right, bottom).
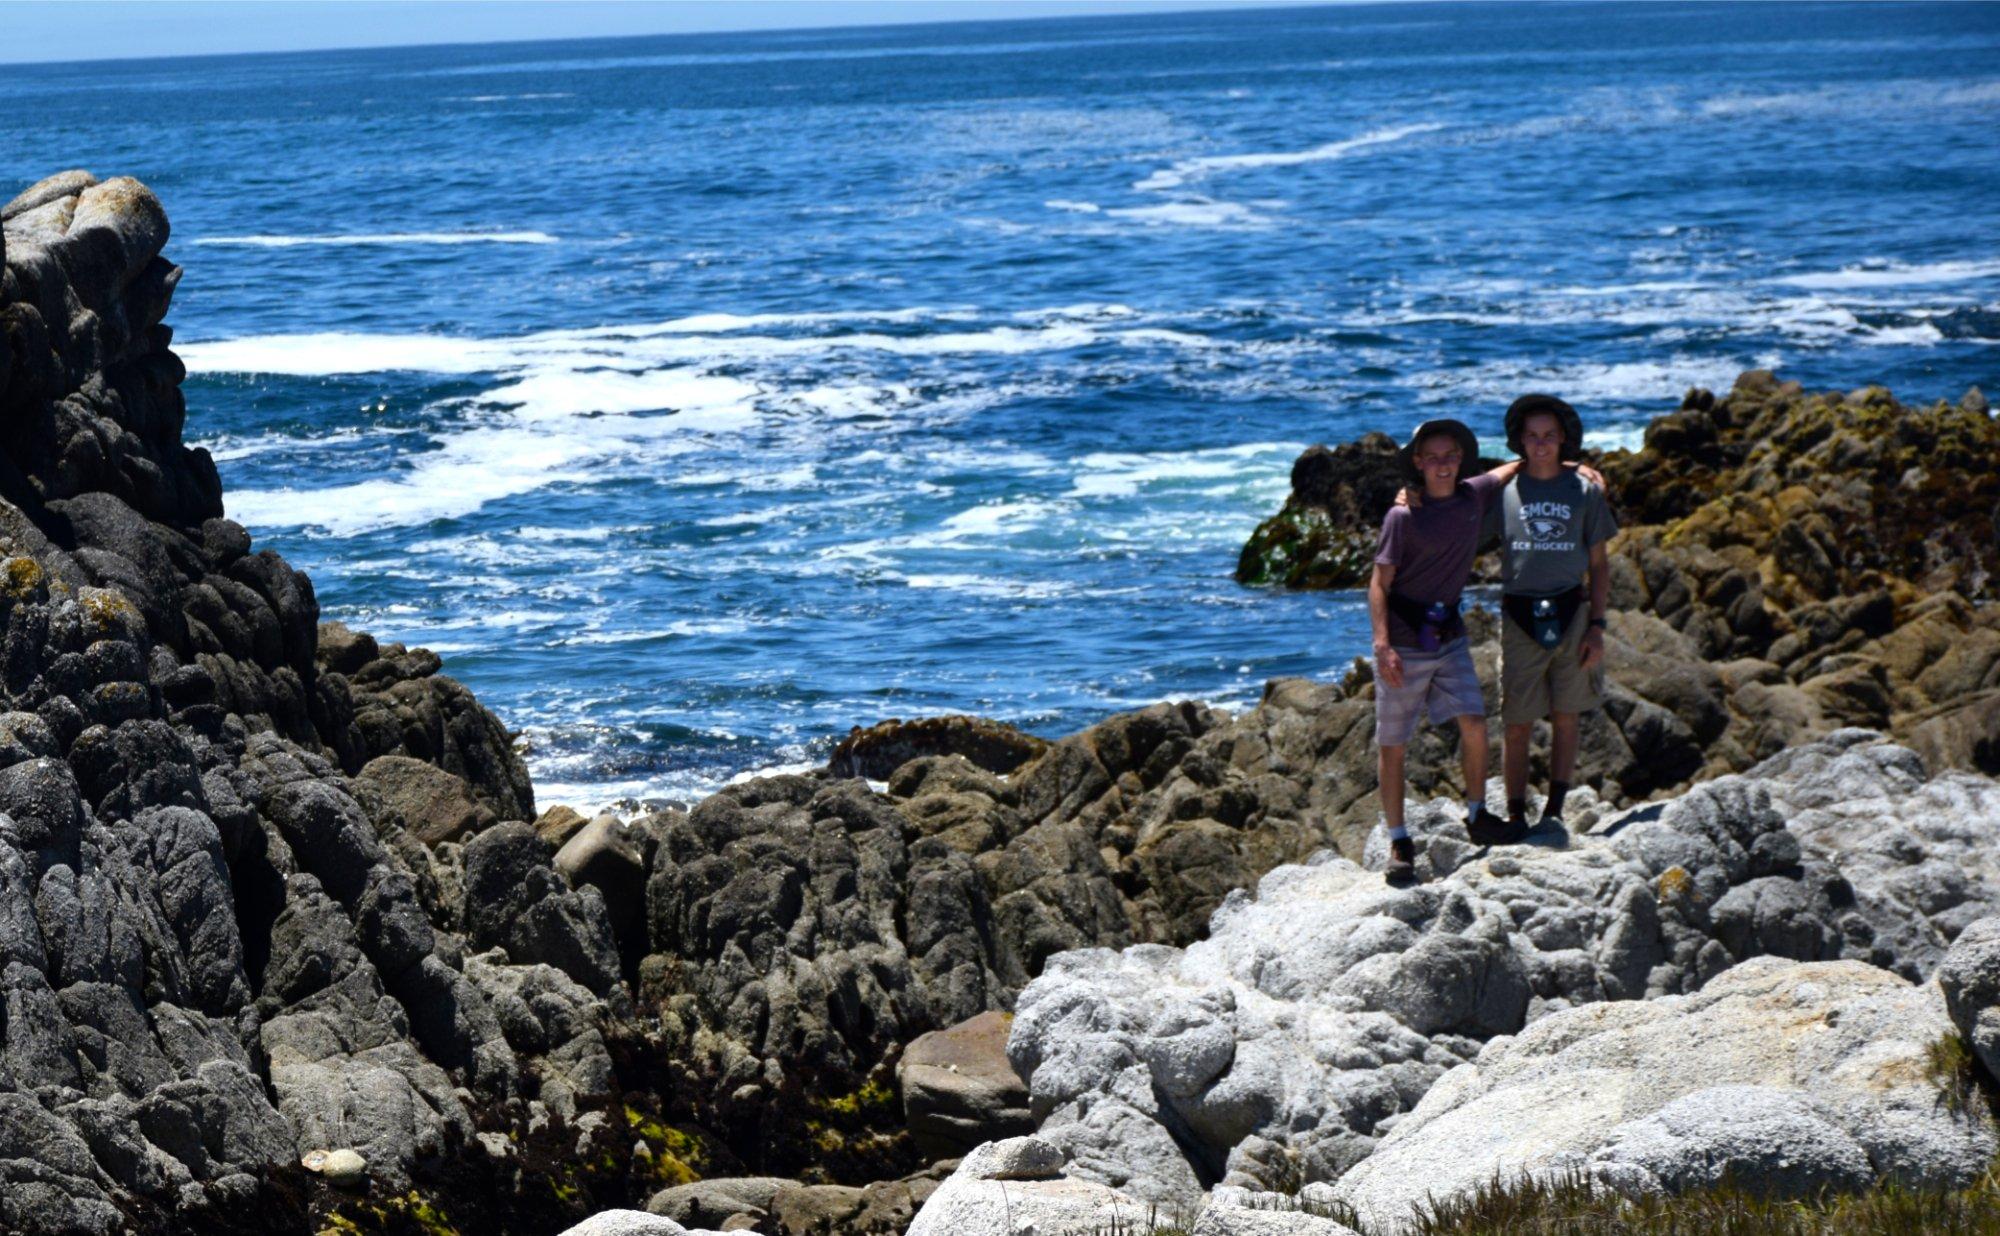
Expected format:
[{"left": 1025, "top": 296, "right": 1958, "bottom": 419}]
[{"left": 320, "top": 1148, "right": 367, "bottom": 1187}]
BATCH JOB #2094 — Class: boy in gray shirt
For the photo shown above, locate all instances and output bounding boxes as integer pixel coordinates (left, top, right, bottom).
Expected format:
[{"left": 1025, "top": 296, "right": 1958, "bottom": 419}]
[{"left": 1492, "top": 394, "right": 1617, "bottom": 833}]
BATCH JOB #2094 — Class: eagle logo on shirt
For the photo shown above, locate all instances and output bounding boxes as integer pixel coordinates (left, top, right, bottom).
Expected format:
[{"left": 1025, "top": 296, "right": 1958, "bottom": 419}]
[{"left": 1525, "top": 515, "right": 1568, "bottom": 542}]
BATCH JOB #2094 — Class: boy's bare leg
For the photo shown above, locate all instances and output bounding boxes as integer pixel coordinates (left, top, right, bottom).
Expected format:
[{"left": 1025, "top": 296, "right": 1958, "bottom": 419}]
[
  {"left": 1456, "top": 714, "right": 1489, "bottom": 814},
  {"left": 1379, "top": 742, "right": 1416, "bottom": 879},
  {"left": 1550, "top": 712, "right": 1580, "bottom": 784},
  {"left": 1379, "top": 743, "right": 1406, "bottom": 835}
]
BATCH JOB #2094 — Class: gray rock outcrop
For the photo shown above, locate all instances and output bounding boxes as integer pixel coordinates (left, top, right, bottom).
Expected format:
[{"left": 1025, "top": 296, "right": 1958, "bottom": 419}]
[
  {"left": 1004, "top": 734, "right": 1999, "bottom": 1201},
  {"left": 1753, "top": 730, "right": 2000, "bottom": 977},
  {"left": 1939, "top": 914, "right": 2000, "bottom": 1083},
  {"left": 1334, "top": 956, "right": 1995, "bottom": 1231}
]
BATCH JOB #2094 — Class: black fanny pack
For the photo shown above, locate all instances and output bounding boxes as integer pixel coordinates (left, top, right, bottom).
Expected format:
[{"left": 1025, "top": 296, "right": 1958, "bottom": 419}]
[
  {"left": 1503, "top": 586, "right": 1586, "bottom": 650},
  {"left": 1388, "top": 591, "right": 1464, "bottom": 653}
]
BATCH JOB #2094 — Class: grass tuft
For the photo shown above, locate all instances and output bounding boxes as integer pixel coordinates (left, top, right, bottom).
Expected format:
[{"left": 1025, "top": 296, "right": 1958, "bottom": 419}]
[
  {"left": 1082, "top": 1157, "right": 2000, "bottom": 1236},
  {"left": 1929, "top": 1030, "right": 1986, "bottom": 1118}
]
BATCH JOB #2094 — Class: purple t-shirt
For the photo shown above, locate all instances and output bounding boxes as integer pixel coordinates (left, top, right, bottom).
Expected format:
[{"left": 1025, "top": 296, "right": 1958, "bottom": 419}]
[{"left": 1373, "top": 473, "right": 1504, "bottom": 649}]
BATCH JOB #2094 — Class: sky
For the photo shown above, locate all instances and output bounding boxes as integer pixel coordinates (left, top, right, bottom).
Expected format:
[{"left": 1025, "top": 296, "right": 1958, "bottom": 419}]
[{"left": 0, "top": 0, "right": 1324, "bottom": 65}]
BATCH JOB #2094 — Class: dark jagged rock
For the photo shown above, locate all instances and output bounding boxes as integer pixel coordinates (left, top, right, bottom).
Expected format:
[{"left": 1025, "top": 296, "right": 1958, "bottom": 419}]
[
  {"left": 829, "top": 713, "right": 1049, "bottom": 779},
  {"left": 0, "top": 170, "right": 581, "bottom": 1234},
  {"left": 465, "top": 821, "right": 623, "bottom": 998},
  {"left": 1596, "top": 374, "right": 2000, "bottom": 778},
  {"left": 621, "top": 697, "right": 1371, "bottom": 1175}
]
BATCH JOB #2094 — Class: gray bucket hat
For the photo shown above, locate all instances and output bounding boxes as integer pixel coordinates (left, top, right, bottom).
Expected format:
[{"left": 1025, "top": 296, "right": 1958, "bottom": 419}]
[
  {"left": 1504, "top": 394, "right": 1585, "bottom": 460},
  {"left": 1399, "top": 418, "right": 1479, "bottom": 484}
]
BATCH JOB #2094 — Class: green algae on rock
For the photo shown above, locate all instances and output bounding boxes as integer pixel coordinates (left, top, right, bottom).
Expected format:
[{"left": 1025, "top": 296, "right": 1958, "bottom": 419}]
[{"left": 1235, "top": 434, "right": 1500, "bottom": 589}]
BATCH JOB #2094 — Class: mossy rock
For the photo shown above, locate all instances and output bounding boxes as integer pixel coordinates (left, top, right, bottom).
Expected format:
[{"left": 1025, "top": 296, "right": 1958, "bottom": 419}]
[{"left": 1236, "top": 504, "right": 1379, "bottom": 589}]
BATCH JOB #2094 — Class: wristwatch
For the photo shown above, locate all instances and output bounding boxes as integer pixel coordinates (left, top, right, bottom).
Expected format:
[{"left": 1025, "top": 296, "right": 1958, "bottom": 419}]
[{"left": 1588, "top": 617, "right": 1607, "bottom": 630}]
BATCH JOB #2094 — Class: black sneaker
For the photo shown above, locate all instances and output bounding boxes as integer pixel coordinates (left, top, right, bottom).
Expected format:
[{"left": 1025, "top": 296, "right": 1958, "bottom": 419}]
[
  {"left": 1468, "top": 813, "right": 1528, "bottom": 846},
  {"left": 1386, "top": 836, "right": 1417, "bottom": 882}
]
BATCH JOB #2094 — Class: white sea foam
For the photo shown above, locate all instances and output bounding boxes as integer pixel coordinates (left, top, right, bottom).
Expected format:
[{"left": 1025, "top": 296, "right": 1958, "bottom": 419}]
[
  {"left": 1013, "top": 303, "right": 1139, "bottom": 322},
  {"left": 893, "top": 572, "right": 1067, "bottom": 598},
  {"left": 1045, "top": 199, "right": 1103, "bottom": 213},
  {"left": 196, "top": 425, "right": 375, "bottom": 462},
  {"left": 1069, "top": 442, "right": 1297, "bottom": 499},
  {"left": 224, "top": 369, "right": 752, "bottom": 535},
  {"left": 936, "top": 499, "right": 1064, "bottom": 538},
  {"left": 199, "top": 306, "right": 1148, "bottom": 537},
  {"left": 179, "top": 319, "right": 1107, "bottom": 377},
  {"left": 179, "top": 332, "right": 520, "bottom": 376},
  {"left": 1105, "top": 200, "right": 1269, "bottom": 227},
  {"left": 192, "top": 231, "right": 558, "bottom": 247},
  {"left": 724, "top": 758, "right": 825, "bottom": 784},
  {"left": 553, "top": 619, "right": 754, "bottom": 646},
  {"left": 483, "top": 368, "right": 761, "bottom": 421},
  {"left": 1352, "top": 275, "right": 1967, "bottom": 349},
  {"left": 1588, "top": 422, "right": 1652, "bottom": 453},
  {"left": 561, "top": 306, "right": 959, "bottom": 337},
  {"left": 1414, "top": 356, "right": 1773, "bottom": 408},
  {"left": 1769, "top": 259, "right": 2000, "bottom": 290},
  {"left": 1133, "top": 122, "right": 1446, "bottom": 192},
  {"left": 513, "top": 525, "right": 620, "bottom": 542}
]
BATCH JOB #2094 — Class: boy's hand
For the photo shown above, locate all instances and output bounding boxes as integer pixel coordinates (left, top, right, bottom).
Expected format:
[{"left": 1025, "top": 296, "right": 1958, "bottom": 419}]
[
  {"left": 1566, "top": 461, "right": 1607, "bottom": 488},
  {"left": 1579, "top": 626, "right": 1605, "bottom": 669},
  {"left": 1375, "top": 642, "right": 1404, "bottom": 689},
  {"left": 1395, "top": 486, "right": 1422, "bottom": 510}
]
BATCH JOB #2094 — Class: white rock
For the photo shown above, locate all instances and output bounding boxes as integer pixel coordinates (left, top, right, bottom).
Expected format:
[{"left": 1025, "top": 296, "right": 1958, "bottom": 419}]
[
  {"left": 956, "top": 1134, "right": 1065, "bottom": 1180},
  {"left": 1333, "top": 956, "right": 1996, "bottom": 1232},
  {"left": 1754, "top": 732, "right": 2000, "bottom": 976},
  {"left": 556, "top": 1210, "right": 689, "bottom": 1236},
  {"left": 1192, "top": 1186, "right": 1360, "bottom": 1235},
  {"left": 319, "top": 1147, "right": 366, "bottom": 1187},
  {"left": 906, "top": 1173, "right": 1156, "bottom": 1236},
  {"left": 1939, "top": 914, "right": 2000, "bottom": 1079},
  {"left": 1006, "top": 736, "right": 2000, "bottom": 1202}
]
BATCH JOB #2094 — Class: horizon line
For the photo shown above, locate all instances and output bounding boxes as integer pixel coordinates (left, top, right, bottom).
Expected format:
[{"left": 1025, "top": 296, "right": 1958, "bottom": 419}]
[{"left": 0, "top": 0, "right": 1364, "bottom": 70}]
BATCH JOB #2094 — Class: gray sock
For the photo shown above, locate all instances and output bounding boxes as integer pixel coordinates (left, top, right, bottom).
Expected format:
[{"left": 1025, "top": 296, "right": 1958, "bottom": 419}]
[
  {"left": 1466, "top": 799, "right": 1485, "bottom": 824},
  {"left": 1388, "top": 823, "right": 1410, "bottom": 842}
]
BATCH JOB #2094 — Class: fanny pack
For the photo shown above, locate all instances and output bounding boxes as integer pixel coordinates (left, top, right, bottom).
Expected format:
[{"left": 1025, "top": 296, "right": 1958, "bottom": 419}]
[
  {"left": 1503, "top": 586, "right": 1586, "bottom": 650},
  {"left": 1388, "top": 592, "right": 1464, "bottom": 654}
]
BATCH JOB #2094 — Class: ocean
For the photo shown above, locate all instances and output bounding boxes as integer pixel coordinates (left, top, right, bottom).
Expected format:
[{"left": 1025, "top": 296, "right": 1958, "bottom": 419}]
[{"left": 4, "top": 1, "right": 1997, "bottom": 809}]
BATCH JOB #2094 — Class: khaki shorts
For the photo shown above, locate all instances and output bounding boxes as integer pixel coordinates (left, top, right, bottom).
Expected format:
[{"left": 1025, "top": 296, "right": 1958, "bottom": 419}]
[{"left": 1500, "top": 608, "right": 1604, "bottom": 724}]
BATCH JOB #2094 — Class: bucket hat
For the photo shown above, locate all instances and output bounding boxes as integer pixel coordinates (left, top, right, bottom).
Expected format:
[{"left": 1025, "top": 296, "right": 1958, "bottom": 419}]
[
  {"left": 1399, "top": 418, "right": 1479, "bottom": 484},
  {"left": 1504, "top": 394, "right": 1585, "bottom": 460}
]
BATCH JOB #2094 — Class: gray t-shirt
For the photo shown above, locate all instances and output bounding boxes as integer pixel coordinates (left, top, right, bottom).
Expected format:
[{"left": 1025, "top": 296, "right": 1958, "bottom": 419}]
[
  {"left": 1373, "top": 474, "right": 1505, "bottom": 648},
  {"left": 1491, "top": 470, "right": 1617, "bottom": 596}
]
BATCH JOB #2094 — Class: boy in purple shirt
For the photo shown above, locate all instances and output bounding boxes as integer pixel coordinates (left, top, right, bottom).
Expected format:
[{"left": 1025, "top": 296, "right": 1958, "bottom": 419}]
[{"left": 1371, "top": 420, "right": 1515, "bottom": 881}]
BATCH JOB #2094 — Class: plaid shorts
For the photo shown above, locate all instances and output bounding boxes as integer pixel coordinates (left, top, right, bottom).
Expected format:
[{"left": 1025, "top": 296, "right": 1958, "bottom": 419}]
[{"left": 1375, "top": 636, "right": 1485, "bottom": 747}]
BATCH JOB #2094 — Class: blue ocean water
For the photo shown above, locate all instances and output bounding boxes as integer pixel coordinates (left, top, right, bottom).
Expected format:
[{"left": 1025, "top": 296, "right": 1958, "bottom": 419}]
[{"left": 5, "top": 3, "right": 1998, "bottom": 807}]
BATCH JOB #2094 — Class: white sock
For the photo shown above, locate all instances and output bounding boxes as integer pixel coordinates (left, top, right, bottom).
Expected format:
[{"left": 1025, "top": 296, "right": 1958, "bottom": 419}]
[
  {"left": 1388, "top": 823, "right": 1410, "bottom": 842},
  {"left": 1466, "top": 799, "right": 1485, "bottom": 822}
]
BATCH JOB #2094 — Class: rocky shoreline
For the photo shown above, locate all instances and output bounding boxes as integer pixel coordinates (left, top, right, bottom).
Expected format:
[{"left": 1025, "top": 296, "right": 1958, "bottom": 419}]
[{"left": 4, "top": 170, "right": 1998, "bottom": 1236}]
